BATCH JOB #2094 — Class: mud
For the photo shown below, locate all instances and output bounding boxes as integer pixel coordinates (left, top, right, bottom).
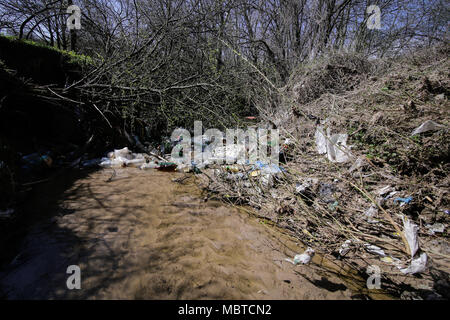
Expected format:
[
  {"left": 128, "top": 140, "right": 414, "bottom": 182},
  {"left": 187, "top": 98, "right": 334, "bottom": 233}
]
[{"left": 0, "top": 168, "right": 391, "bottom": 299}]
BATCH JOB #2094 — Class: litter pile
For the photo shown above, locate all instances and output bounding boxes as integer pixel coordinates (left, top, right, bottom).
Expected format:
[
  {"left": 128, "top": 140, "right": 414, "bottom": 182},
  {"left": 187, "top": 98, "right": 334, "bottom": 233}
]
[
  {"left": 194, "top": 47, "right": 450, "bottom": 298},
  {"left": 85, "top": 48, "right": 448, "bottom": 299},
  {"left": 82, "top": 147, "right": 178, "bottom": 172}
]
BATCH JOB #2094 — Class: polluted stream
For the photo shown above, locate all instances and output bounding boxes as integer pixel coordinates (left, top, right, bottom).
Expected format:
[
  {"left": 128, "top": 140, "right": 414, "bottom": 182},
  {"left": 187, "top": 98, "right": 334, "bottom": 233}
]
[{"left": 0, "top": 167, "right": 393, "bottom": 299}]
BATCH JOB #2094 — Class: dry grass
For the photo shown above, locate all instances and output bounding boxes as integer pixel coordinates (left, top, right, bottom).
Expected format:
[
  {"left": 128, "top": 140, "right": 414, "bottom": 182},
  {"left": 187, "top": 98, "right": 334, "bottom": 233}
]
[{"left": 199, "top": 46, "right": 450, "bottom": 298}]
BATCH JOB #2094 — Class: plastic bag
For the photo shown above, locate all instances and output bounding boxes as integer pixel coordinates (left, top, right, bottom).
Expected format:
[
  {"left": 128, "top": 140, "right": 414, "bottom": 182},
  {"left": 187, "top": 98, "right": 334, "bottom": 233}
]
[
  {"left": 400, "top": 253, "right": 428, "bottom": 274},
  {"left": 113, "top": 147, "right": 133, "bottom": 160},
  {"left": 402, "top": 215, "right": 419, "bottom": 258},
  {"left": 285, "top": 248, "right": 315, "bottom": 265},
  {"left": 411, "top": 120, "right": 444, "bottom": 136},
  {"left": 315, "top": 126, "right": 351, "bottom": 163}
]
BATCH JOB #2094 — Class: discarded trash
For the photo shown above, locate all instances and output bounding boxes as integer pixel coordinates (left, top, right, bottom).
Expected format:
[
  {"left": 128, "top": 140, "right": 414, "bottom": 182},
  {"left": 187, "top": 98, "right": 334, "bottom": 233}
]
[
  {"left": 394, "top": 196, "right": 413, "bottom": 206},
  {"left": 295, "top": 178, "right": 317, "bottom": 194},
  {"left": 377, "top": 186, "right": 393, "bottom": 197},
  {"left": 411, "top": 120, "right": 445, "bottom": 136},
  {"left": 100, "top": 148, "right": 158, "bottom": 169},
  {"left": 402, "top": 215, "right": 419, "bottom": 258},
  {"left": 364, "top": 243, "right": 386, "bottom": 257},
  {"left": 315, "top": 126, "right": 328, "bottom": 155},
  {"left": 176, "top": 164, "right": 192, "bottom": 173},
  {"left": 225, "top": 172, "right": 246, "bottom": 182},
  {"left": 426, "top": 223, "right": 445, "bottom": 235},
  {"left": 248, "top": 161, "right": 285, "bottom": 188},
  {"left": 295, "top": 182, "right": 309, "bottom": 194},
  {"left": 349, "top": 156, "right": 367, "bottom": 173},
  {"left": 384, "top": 191, "right": 398, "bottom": 201},
  {"left": 339, "top": 240, "right": 352, "bottom": 257},
  {"left": 260, "top": 174, "right": 274, "bottom": 188},
  {"left": 380, "top": 256, "right": 403, "bottom": 267},
  {"left": 318, "top": 183, "right": 336, "bottom": 204},
  {"left": 81, "top": 158, "right": 102, "bottom": 168},
  {"left": 99, "top": 157, "right": 127, "bottom": 168},
  {"left": 285, "top": 247, "right": 315, "bottom": 265},
  {"left": 226, "top": 165, "right": 240, "bottom": 173},
  {"left": 328, "top": 200, "right": 339, "bottom": 211},
  {"left": 157, "top": 162, "right": 177, "bottom": 172},
  {"left": 364, "top": 205, "right": 379, "bottom": 223},
  {"left": 0, "top": 208, "right": 14, "bottom": 219},
  {"left": 328, "top": 133, "right": 351, "bottom": 163},
  {"left": 21, "top": 153, "right": 53, "bottom": 170},
  {"left": 250, "top": 170, "right": 260, "bottom": 177},
  {"left": 140, "top": 162, "right": 158, "bottom": 170},
  {"left": 315, "top": 126, "right": 352, "bottom": 163},
  {"left": 400, "top": 253, "right": 428, "bottom": 274},
  {"left": 113, "top": 147, "right": 134, "bottom": 160},
  {"left": 209, "top": 144, "right": 246, "bottom": 164},
  {"left": 253, "top": 161, "right": 285, "bottom": 174},
  {"left": 124, "top": 158, "right": 146, "bottom": 168}
]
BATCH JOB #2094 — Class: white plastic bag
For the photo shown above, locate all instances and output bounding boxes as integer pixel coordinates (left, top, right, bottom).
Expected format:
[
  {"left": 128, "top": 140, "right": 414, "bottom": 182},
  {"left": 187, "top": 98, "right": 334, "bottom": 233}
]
[
  {"left": 315, "top": 126, "right": 351, "bottom": 163},
  {"left": 114, "top": 147, "right": 133, "bottom": 160},
  {"left": 315, "top": 126, "right": 327, "bottom": 154},
  {"left": 400, "top": 253, "right": 427, "bottom": 274},
  {"left": 327, "top": 133, "right": 351, "bottom": 163},
  {"left": 285, "top": 247, "right": 315, "bottom": 265},
  {"left": 402, "top": 215, "right": 419, "bottom": 258},
  {"left": 411, "top": 120, "right": 444, "bottom": 136}
]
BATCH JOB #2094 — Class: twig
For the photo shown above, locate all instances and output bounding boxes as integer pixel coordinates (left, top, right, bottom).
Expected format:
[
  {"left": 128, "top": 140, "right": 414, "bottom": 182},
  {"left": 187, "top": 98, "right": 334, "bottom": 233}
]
[{"left": 92, "top": 103, "right": 112, "bottom": 128}]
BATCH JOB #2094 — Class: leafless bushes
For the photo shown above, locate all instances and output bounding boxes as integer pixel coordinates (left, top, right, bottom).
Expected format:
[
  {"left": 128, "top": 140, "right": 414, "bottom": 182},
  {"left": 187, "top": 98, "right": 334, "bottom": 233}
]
[
  {"left": 200, "top": 45, "right": 449, "bottom": 296},
  {"left": 288, "top": 52, "right": 373, "bottom": 105}
]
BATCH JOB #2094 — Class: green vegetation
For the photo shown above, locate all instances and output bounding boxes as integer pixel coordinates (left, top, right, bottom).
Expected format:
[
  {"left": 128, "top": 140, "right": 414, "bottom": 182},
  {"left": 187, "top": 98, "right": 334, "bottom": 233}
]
[{"left": 0, "top": 35, "right": 93, "bottom": 66}]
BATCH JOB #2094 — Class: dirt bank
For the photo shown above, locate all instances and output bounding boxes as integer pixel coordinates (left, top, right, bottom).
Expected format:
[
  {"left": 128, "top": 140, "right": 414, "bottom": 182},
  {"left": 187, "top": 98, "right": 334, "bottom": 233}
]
[{"left": 0, "top": 168, "right": 391, "bottom": 299}]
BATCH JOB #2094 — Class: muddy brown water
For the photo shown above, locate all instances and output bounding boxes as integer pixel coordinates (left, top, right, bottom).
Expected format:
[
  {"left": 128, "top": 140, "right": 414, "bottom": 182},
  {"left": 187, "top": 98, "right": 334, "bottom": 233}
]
[{"left": 0, "top": 168, "right": 392, "bottom": 299}]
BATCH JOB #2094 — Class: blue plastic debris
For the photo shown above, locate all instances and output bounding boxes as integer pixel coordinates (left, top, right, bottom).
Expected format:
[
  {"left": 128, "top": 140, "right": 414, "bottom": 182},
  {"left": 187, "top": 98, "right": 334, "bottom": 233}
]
[
  {"left": 394, "top": 196, "right": 413, "bottom": 204},
  {"left": 253, "top": 161, "right": 286, "bottom": 173}
]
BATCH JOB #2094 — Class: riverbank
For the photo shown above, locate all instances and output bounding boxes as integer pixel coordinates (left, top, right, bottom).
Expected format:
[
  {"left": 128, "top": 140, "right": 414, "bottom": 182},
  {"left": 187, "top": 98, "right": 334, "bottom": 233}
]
[{"left": 0, "top": 167, "right": 393, "bottom": 299}]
